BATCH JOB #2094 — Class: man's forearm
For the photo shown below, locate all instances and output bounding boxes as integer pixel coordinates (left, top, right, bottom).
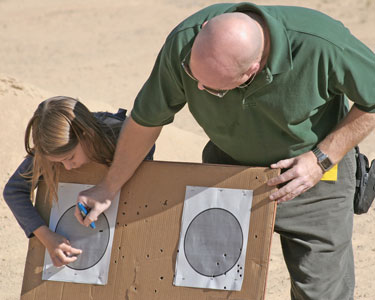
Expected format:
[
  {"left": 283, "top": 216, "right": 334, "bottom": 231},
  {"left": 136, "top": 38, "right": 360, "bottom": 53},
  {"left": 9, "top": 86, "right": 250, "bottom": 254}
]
[
  {"left": 318, "top": 105, "right": 375, "bottom": 164},
  {"left": 102, "top": 115, "right": 162, "bottom": 196}
]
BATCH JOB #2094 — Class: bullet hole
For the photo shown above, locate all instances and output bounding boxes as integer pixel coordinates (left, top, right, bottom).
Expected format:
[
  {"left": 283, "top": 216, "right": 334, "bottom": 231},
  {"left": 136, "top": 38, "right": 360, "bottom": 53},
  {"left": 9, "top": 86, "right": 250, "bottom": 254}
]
[
  {"left": 255, "top": 234, "right": 258, "bottom": 239},
  {"left": 146, "top": 254, "right": 150, "bottom": 259},
  {"left": 162, "top": 200, "right": 168, "bottom": 206},
  {"left": 136, "top": 211, "right": 140, "bottom": 215},
  {"left": 216, "top": 262, "right": 220, "bottom": 266},
  {"left": 124, "top": 202, "right": 127, "bottom": 205},
  {"left": 240, "top": 274, "right": 242, "bottom": 277},
  {"left": 154, "top": 290, "right": 157, "bottom": 293},
  {"left": 255, "top": 176, "right": 259, "bottom": 180},
  {"left": 160, "top": 249, "right": 163, "bottom": 253},
  {"left": 99, "top": 230, "right": 103, "bottom": 232},
  {"left": 145, "top": 204, "right": 148, "bottom": 208},
  {"left": 125, "top": 224, "right": 127, "bottom": 227},
  {"left": 177, "top": 249, "right": 179, "bottom": 253},
  {"left": 224, "top": 286, "right": 227, "bottom": 289},
  {"left": 134, "top": 287, "right": 137, "bottom": 291},
  {"left": 160, "top": 276, "right": 164, "bottom": 280},
  {"left": 118, "top": 246, "right": 121, "bottom": 250},
  {"left": 116, "top": 222, "right": 119, "bottom": 226},
  {"left": 122, "top": 256, "right": 125, "bottom": 259},
  {"left": 223, "top": 253, "right": 227, "bottom": 257},
  {"left": 122, "top": 212, "right": 126, "bottom": 216},
  {"left": 114, "top": 260, "right": 117, "bottom": 264}
]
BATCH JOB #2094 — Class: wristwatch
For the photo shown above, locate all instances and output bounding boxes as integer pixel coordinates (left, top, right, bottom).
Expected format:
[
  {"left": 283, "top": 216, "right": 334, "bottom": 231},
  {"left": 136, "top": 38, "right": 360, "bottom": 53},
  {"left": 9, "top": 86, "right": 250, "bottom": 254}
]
[{"left": 312, "top": 146, "right": 333, "bottom": 172}]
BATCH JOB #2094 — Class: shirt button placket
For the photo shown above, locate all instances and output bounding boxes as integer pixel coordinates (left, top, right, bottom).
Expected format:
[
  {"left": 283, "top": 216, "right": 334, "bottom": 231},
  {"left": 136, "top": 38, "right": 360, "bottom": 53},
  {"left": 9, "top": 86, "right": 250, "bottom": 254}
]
[{"left": 242, "top": 97, "right": 256, "bottom": 110}]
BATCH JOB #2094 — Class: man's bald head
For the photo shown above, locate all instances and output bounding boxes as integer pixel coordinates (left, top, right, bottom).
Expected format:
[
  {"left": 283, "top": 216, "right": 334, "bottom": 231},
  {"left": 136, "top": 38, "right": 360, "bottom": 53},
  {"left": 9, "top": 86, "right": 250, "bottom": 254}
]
[{"left": 190, "top": 12, "right": 264, "bottom": 90}]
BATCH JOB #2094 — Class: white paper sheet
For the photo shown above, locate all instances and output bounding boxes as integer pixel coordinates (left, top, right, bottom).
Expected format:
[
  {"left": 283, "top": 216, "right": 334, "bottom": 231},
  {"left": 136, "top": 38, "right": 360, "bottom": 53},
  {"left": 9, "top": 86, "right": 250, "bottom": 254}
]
[
  {"left": 174, "top": 186, "right": 253, "bottom": 291},
  {"left": 42, "top": 183, "right": 120, "bottom": 285}
]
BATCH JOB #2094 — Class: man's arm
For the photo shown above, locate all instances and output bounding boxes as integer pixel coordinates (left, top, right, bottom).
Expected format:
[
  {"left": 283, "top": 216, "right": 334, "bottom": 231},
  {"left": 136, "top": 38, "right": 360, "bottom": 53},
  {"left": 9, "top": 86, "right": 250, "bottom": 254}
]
[
  {"left": 318, "top": 105, "right": 375, "bottom": 163},
  {"left": 75, "top": 116, "right": 162, "bottom": 226},
  {"left": 268, "top": 105, "right": 375, "bottom": 202}
]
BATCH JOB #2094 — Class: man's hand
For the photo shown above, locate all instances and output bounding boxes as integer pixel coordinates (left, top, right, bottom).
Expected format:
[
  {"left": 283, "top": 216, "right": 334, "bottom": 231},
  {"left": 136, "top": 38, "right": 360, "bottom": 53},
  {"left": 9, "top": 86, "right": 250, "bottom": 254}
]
[
  {"left": 268, "top": 151, "right": 324, "bottom": 202},
  {"left": 75, "top": 182, "right": 115, "bottom": 227},
  {"left": 34, "top": 226, "right": 82, "bottom": 267},
  {"left": 73, "top": 116, "right": 162, "bottom": 227}
]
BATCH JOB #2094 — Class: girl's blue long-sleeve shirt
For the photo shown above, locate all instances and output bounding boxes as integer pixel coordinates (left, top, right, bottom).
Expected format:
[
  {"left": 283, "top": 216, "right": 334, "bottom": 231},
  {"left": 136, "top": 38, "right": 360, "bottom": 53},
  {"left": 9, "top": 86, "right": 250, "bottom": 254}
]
[{"left": 3, "top": 155, "right": 45, "bottom": 237}]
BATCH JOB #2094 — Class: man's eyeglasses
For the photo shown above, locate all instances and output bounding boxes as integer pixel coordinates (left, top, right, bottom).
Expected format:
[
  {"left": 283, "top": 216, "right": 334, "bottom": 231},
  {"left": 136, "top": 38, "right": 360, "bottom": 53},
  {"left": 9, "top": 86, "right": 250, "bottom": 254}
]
[{"left": 181, "top": 49, "right": 256, "bottom": 98}]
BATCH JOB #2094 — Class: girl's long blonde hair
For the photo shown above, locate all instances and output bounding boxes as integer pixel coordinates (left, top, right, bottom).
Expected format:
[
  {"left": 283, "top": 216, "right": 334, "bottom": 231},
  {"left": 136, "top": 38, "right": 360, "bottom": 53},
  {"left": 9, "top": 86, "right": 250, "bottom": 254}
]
[{"left": 24, "top": 96, "right": 121, "bottom": 203}]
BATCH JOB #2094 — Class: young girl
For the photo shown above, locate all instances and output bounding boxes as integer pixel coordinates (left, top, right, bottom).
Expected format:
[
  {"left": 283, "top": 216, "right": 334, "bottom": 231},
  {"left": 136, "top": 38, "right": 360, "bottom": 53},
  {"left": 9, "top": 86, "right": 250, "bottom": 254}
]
[{"left": 3, "top": 96, "right": 154, "bottom": 267}]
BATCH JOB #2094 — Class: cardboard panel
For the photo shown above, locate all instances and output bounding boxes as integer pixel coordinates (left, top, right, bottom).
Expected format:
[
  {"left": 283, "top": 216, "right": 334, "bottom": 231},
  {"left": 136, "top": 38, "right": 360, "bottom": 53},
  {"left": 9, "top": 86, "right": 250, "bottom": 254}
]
[{"left": 21, "top": 161, "right": 278, "bottom": 300}]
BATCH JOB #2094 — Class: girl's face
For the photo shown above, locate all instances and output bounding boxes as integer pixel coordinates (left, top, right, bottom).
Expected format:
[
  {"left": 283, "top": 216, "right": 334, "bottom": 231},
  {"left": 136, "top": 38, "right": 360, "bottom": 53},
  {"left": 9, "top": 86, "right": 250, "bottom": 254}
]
[{"left": 46, "top": 142, "right": 90, "bottom": 170}]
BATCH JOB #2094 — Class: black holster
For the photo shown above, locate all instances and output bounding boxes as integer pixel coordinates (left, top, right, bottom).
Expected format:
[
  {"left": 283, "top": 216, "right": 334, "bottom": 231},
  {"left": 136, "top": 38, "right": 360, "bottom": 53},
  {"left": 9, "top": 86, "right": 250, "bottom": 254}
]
[{"left": 354, "top": 146, "right": 375, "bottom": 214}]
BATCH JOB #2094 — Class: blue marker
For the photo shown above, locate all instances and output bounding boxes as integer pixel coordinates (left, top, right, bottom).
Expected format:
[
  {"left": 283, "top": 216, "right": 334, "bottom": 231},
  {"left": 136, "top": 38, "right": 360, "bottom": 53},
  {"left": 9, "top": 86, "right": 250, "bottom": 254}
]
[{"left": 77, "top": 202, "right": 96, "bottom": 229}]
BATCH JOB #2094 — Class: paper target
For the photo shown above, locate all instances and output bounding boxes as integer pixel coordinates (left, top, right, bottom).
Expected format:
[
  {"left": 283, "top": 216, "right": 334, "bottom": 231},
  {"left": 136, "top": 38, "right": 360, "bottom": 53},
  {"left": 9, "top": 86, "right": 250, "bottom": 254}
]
[
  {"left": 174, "top": 186, "right": 253, "bottom": 291},
  {"left": 184, "top": 208, "right": 243, "bottom": 277},
  {"left": 42, "top": 183, "right": 120, "bottom": 285},
  {"left": 54, "top": 205, "right": 110, "bottom": 270}
]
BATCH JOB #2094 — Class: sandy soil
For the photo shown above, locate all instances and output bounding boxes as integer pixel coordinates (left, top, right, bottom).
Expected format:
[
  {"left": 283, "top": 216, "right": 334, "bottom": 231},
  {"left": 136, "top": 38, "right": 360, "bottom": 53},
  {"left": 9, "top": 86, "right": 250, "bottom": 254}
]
[{"left": 0, "top": 0, "right": 374, "bottom": 299}]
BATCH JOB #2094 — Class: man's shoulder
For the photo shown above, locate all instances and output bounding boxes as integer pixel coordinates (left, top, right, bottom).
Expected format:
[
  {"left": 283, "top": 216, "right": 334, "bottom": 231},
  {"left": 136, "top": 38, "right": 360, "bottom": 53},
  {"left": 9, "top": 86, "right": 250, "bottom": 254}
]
[{"left": 264, "top": 5, "right": 350, "bottom": 49}]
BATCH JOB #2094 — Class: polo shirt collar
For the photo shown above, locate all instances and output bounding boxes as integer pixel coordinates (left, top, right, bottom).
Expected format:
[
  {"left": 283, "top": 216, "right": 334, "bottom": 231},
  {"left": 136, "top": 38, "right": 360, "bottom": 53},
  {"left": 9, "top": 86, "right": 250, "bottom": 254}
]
[{"left": 229, "top": 3, "right": 293, "bottom": 75}]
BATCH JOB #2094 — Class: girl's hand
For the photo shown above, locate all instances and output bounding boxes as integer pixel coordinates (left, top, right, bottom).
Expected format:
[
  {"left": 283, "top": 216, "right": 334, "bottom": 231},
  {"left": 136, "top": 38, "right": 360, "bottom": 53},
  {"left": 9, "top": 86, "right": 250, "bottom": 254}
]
[{"left": 34, "top": 225, "right": 82, "bottom": 267}]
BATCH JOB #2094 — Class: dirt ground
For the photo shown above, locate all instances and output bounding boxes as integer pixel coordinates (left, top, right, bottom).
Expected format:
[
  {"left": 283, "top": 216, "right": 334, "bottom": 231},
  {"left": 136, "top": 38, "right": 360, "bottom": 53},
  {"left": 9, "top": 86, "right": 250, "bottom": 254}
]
[{"left": 0, "top": 0, "right": 374, "bottom": 299}]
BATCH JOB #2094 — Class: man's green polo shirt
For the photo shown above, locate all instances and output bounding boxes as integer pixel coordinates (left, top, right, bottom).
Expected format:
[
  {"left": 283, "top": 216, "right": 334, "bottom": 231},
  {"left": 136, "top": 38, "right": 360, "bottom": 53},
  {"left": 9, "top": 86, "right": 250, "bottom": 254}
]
[{"left": 131, "top": 2, "right": 375, "bottom": 166}]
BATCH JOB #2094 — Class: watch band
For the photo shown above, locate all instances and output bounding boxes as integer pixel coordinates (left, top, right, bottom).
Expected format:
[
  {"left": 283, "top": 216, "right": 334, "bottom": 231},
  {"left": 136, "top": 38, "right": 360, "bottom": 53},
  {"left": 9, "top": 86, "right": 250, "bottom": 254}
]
[{"left": 312, "top": 147, "right": 333, "bottom": 172}]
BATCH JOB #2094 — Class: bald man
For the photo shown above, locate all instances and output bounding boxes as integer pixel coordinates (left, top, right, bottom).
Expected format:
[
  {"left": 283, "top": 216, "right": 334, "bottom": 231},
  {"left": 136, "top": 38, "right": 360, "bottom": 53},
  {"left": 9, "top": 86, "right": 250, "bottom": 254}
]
[{"left": 77, "top": 3, "right": 375, "bottom": 299}]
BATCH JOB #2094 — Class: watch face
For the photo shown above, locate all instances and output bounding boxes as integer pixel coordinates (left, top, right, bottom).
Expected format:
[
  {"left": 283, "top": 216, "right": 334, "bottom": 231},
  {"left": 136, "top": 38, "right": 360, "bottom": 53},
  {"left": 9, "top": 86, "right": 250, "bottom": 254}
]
[
  {"left": 312, "top": 147, "right": 333, "bottom": 171},
  {"left": 321, "top": 157, "right": 333, "bottom": 171}
]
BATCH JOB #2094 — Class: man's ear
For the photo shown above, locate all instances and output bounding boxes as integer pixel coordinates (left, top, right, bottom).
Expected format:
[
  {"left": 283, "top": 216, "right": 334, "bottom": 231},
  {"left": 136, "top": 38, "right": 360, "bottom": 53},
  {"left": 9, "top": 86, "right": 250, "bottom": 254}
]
[
  {"left": 241, "top": 62, "right": 260, "bottom": 81},
  {"left": 245, "top": 62, "right": 260, "bottom": 76}
]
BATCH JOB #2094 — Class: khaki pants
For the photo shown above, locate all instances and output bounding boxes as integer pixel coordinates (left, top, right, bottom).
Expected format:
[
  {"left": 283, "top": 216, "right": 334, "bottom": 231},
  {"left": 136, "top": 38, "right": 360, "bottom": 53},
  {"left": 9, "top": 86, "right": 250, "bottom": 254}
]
[{"left": 202, "top": 141, "right": 356, "bottom": 300}]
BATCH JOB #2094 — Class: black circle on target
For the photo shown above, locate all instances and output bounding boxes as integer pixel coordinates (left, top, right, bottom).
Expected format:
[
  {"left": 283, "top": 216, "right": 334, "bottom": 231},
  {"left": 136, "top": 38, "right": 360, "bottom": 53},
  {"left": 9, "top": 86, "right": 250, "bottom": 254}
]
[
  {"left": 55, "top": 205, "right": 110, "bottom": 270},
  {"left": 184, "top": 208, "right": 243, "bottom": 277}
]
